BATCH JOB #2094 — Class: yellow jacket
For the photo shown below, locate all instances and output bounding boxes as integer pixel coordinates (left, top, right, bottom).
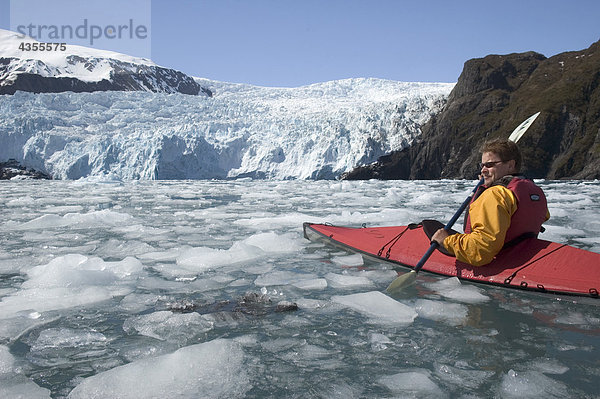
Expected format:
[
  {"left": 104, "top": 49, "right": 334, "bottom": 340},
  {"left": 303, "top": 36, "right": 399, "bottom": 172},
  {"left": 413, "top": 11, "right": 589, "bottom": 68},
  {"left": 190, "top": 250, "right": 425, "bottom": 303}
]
[{"left": 442, "top": 185, "right": 548, "bottom": 266}]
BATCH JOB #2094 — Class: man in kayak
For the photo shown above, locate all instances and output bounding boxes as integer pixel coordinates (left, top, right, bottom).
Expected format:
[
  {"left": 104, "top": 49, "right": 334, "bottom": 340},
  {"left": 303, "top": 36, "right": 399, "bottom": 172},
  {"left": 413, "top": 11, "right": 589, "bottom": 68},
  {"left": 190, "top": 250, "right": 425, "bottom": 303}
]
[{"left": 431, "top": 139, "right": 549, "bottom": 266}]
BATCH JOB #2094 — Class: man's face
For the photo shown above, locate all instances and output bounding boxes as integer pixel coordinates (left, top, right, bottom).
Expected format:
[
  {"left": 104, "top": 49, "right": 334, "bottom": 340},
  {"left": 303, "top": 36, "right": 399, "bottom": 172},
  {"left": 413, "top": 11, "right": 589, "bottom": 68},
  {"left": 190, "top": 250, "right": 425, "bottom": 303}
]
[{"left": 480, "top": 151, "right": 516, "bottom": 186}]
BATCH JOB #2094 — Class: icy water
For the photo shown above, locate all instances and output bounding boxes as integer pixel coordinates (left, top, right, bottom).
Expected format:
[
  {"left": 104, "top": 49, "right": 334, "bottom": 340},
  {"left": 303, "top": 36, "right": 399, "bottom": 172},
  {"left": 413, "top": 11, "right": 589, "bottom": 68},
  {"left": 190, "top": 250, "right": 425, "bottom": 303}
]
[{"left": 1, "top": 179, "right": 599, "bottom": 398}]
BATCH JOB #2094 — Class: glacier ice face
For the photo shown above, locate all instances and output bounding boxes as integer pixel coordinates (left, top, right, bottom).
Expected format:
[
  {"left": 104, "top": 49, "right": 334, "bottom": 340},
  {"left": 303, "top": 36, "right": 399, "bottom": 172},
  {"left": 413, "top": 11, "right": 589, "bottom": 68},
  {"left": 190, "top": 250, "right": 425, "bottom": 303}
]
[
  {"left": 0, "top": 78, "right": 453, "bottom": 180},
  {"left": 0, "top": 28, "right": 453, "bottom": 180}
]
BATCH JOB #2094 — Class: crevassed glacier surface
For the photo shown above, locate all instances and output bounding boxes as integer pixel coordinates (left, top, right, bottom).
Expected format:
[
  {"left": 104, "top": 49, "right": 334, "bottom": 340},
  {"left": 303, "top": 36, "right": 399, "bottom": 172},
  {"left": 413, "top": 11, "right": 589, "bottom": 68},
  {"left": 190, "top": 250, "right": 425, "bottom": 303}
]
[{"left": 0, "top": 79, "right": 453, "bottom": 179}]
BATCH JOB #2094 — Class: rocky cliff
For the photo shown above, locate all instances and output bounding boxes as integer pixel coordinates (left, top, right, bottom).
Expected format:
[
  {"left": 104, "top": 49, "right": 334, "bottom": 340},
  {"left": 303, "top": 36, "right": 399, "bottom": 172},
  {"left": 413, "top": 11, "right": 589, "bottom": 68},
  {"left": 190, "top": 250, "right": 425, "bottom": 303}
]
[
  {"left": 343, "top": 40, "right": 600, "bottom": 180},
  {"left": 0, "top": 159, "right": 52, "bottom": 180}
]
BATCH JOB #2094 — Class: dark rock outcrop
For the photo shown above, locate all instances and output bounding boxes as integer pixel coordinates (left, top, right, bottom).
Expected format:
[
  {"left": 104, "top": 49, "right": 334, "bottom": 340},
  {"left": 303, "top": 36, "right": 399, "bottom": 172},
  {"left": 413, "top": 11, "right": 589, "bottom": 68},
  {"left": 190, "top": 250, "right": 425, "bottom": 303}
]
[
  {"left": 0, "top": 57, "right": 213, "bottom": 96},
  {"left": 343, "top": 40, "right": 600, "bottom": 180},
  {"left": 166, "top": 292, "right": 298, "bottom": 316},
  {"left": 0, "top": 159, "right": 52, "bottom": 180}
]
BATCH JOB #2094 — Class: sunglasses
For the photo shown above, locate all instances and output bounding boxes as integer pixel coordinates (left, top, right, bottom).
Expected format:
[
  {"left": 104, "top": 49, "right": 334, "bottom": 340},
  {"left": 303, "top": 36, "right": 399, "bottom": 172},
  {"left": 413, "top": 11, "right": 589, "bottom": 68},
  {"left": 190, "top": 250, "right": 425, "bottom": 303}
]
[{"left": 479, "top": 160, "right": 505, "bottom": 169}]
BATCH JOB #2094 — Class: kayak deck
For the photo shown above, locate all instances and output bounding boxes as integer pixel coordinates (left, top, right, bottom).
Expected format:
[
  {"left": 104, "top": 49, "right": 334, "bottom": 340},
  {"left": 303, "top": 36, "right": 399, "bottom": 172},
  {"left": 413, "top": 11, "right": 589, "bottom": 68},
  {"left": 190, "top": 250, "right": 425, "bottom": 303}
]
[{"left": 303, "top": 222, "right": 600, "bottom": 299}]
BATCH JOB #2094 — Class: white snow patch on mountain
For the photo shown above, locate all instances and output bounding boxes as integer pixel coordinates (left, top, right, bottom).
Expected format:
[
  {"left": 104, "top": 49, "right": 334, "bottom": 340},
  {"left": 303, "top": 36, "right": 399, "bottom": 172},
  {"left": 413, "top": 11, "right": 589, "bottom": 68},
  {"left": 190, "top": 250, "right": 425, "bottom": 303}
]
[
  {"left": 0, "top": 29, "right": 205, "bottom": 95},
  {"left": 0, "top": 28, "right": 155, "bottom": 83}
]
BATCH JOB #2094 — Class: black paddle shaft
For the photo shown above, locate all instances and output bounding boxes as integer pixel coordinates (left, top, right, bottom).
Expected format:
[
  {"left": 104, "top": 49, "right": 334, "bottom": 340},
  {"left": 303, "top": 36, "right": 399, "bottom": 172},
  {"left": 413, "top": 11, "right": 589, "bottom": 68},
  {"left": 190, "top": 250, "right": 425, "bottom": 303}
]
[{"left": 413, "top": 177, "right": 485, "bottom": 273}]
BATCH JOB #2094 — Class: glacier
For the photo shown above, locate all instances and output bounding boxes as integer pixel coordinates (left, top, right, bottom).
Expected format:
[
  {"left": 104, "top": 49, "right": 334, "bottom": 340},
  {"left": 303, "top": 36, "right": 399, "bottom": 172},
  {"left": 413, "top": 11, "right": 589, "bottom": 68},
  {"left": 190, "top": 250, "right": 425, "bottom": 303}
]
[
  {"left": 0, "top": 78, "right": 453, "bottom": 180},
  {"left": 0, "top": 27, "right": 454, "bottom": 180}
]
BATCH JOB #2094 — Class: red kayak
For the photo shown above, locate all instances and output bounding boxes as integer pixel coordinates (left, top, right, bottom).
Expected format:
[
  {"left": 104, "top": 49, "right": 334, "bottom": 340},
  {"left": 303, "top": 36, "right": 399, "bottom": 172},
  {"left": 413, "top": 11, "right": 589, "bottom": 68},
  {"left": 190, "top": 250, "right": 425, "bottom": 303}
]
[{"left": 303, "top": 222, "right": 600, "bottom": 299}]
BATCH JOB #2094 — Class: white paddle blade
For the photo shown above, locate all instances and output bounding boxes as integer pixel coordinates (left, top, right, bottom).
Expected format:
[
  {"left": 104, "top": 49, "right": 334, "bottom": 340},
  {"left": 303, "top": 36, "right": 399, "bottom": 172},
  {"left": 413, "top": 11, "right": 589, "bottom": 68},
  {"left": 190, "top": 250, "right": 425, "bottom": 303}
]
[
  {"left": 386, "top": 270, "right": 417, "bottom": 293},
  {"left": 508, "top": 112, "right": 540, "bottom": 143}
]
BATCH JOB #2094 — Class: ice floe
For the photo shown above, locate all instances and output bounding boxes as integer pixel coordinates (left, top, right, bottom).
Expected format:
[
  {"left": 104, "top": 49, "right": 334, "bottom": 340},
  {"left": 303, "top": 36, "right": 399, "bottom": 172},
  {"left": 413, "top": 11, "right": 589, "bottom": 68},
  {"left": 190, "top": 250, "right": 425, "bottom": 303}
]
[
  {"left": 414, "top": 298, "right": 469, "bottom": 326},
  {"left": 0, "top": 254, "right": 143, "bottom": 319},
  {"left": 499, "top": 369, "right": 569, "bottom": 398},
  {"left": 67, "top": 339, "right": 250, "bottom": 398},
  {"left": 425, "top": 277, "right": 490, "bottom": 303},
  {"left": 379, "top": 369, "right": 445, "bottom": 398},
  {"left": 332, "top": 291, "right": 418, "bottom": 325}
]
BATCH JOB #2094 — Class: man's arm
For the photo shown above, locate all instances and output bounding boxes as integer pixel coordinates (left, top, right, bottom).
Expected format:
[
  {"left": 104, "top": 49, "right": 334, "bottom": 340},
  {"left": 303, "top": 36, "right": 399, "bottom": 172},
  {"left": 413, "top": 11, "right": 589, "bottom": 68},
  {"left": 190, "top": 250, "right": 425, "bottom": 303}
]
[{"left": 437, "top": 186, "right": 518, "bottom": 266}]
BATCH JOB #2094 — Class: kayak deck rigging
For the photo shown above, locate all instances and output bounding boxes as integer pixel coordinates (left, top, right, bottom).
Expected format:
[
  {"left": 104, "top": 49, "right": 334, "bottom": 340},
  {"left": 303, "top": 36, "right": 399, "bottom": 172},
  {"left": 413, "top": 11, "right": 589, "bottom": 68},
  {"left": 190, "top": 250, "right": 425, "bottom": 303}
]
[{"left": 303, "top": 222, "right": 600, "bottom": 299}]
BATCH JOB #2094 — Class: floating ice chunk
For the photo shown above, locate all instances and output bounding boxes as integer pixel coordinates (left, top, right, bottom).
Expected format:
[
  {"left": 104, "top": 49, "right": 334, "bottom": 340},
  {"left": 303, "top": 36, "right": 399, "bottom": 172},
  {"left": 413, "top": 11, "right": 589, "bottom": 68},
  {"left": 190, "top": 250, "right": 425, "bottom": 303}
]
[
  {"left": 234, "top": 212, "right": 314, "bottom": 230},
  {"left": 118, "top": 293, "right": 159, "bottom": 313},
  {"left": 254, "top": 270, "right": 317, "bottom": 286},
  {"left": 0, "top": 345, "right": 14, "bottom": 374},
  {"left": 243, "top": 232, "right": 304, "bottom": 253},
  {"left": 229, "top": 278, "right": 253, "bottom": 287},
  {"left": 97, "top": 239, "right": 155, "bottom": 258},
  {"left": 123, "top": 311, "right": 213, "bottom": 341},
  {"left": 27, "top": 328, "right": 111, "bottom": 369},
  {"left": 15, "top": 214, "right": 69, "bottom": 230},
  {"left": 261, "top": 337, "right": 303, "bottom": 353},
  {"left": 316, "top": 382, "right": 362, "bottom": 399},
  {"left": 332, "top": 291, "right": 417, "bottom": 325},
  {"left": 425, "top": 277, "right": 489, "bottom": 303},
  {"left": 67, "top": 339, "right": 250, "bottom": 399},
  {"left": 279, "top": 314, "right": 311, "bottom": 328},
  {"left": 287, "top": 343, "right": 333, "bottom": 361},
  {"left": 499, "top": 369, "right": 569, "bottom": 398},
  {"left": 24, "top": 254, "right": 144, "bottom": 285},
  {"left": 137, "top": 247, "right": 186, "bottom": 262},
  {"left": 42, "top": 205, "right": 85, "bottom": 213},
  {"left": 15, "top": 209, "right": 133, "bottom": 230},
  {"left": 211, "top": 274, "right": 235, "bottom": 284},
  {"left": 0, "top": 376, "right": 53, "bottom": 398},
  {"left": 0, "top": 254, "right": 143, "bottom": 319},
  {"left": 282, "top": 342, "right": 346, "bottom": 370},
  {"left": 407, "top": 191, "right": 446, "bottom": 206},
  {"left": 0, "top": 258, "right": 24, "bottom": 275},
  {"left": 359, "top": 269, "right": 399, "bottom": 283},
  {"left": 0, "top": 313, "right": 61, "bottom": 344},
  {"left": 6, "top": 196, "right": 37, "bottom": 207},
  {"left": 370, "top": 332, "right": 393, "bottom": 351},
  {"left": 325, "top": 272, "right": 374, "bottom": 289},
  {"left": 526, "top": 358, "right": 569, "bottom": 375},
  {"left": 434, "top": 362, "right": 494, "bottom": 389},
  {"left": 295, "top": 298, "right": 331, "bottom": 311},
  {"left": 0, "top": 345, "right": 52, "bottom": 398},
  {"left": 331, "top": 253, "right": 364, "bottom": 266},
  {"left": 414, "top": 299, "right": 469, "bottom": 326},
  {"left": 542, "top": 225, "right": 587, "bottom": 243},
  {"left": 232, "top": 334, "right": 259, "bottom": 346},
  {"left": 370, "top": 332, "right": 393, "bottom": 345},
  {"left": 554, "top": 311, "right": 594, "bottom": 326},
  {"left": 292, "top": 278, "right": 328, "bottom": 290},
  {"left": 30, "top": 328, "right": 108, "bottom": 351},
  {"left": 379, "top": 369, "right": 445, "bottom": 397},
  {"left": 0, "top": 286, "right": 115, "bottom": 320},
  {"left": 21, "top": 231, "right": 58, "bottom": 242},
  {"left": 176, "top": 241, "right": 265, "bottom": 271}
]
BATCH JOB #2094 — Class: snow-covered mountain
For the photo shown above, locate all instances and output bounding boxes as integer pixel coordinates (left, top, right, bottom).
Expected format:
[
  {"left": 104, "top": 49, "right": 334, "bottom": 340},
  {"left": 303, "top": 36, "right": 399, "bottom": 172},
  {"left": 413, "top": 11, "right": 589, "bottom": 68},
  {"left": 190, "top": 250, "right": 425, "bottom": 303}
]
[
  {"left": 0, "top": 28, "right": 454, "bottom": 180},
  {"left": 0, "top": 29, "right": 210, "bottom": 95}
]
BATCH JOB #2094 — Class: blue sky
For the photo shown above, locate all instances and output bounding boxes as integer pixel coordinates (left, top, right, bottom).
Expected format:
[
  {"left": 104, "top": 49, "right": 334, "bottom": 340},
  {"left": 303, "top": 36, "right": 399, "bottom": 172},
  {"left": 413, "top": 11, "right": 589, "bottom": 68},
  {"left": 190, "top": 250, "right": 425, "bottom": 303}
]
[{"left": 2, "top": 0, "right": 599, "bottom": 87}]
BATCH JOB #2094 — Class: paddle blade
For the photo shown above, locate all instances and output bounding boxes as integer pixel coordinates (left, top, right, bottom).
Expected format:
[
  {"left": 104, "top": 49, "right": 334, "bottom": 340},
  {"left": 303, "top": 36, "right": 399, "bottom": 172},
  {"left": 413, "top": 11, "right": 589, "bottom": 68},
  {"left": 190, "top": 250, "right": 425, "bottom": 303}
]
[
  {"left": 508, "top": 112, "right": 540, "bottom": 143},
  {"left": 386, "top": 270, "right": 417, "bottom": 293}
]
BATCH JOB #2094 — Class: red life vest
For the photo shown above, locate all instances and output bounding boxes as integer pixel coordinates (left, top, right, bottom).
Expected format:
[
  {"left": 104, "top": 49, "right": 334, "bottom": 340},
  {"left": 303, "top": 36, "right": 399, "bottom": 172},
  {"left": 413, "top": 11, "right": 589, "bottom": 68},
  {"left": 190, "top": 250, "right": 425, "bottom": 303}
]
[{"left": 464, "top": 176, "right": 547, "bottom": 245}]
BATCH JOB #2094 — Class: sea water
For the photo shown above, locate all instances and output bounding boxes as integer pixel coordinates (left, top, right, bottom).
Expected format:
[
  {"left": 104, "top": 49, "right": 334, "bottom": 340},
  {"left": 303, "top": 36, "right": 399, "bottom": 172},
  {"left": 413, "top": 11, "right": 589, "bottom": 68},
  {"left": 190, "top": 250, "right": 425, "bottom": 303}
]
[{"left": 0, "top": 179, "right": 598, "bottom": 398}]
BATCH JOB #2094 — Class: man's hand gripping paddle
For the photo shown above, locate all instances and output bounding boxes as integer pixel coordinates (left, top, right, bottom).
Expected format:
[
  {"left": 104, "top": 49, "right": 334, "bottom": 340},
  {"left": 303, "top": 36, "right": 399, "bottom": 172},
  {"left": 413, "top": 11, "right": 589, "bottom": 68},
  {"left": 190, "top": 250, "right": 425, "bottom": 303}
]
[{"left": 386, "top": 112, "right": 541, "bottom": 294}]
